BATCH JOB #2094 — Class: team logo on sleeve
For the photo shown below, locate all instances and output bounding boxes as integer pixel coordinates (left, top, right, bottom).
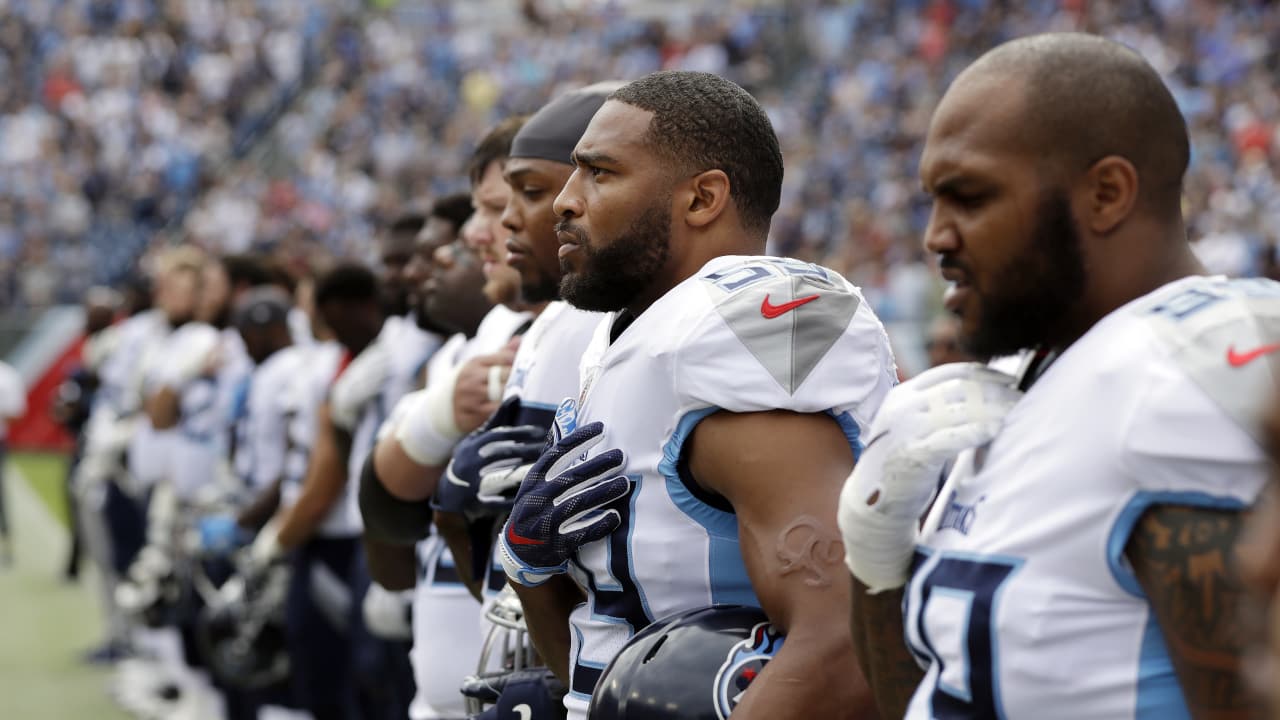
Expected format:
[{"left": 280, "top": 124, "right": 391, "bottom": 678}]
[
  {"left": 712, "top": 622, "right": 785, "bottom": 718},
  {"left": 553, "top": 397, "right": 578, "bottom": 443}
]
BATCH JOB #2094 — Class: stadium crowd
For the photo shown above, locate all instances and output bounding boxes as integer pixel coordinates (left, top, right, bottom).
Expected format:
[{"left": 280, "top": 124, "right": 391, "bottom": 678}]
[
  {"left": 3, "top": 2, "right": 1280, "bottom": 720},
  {"left": 3, "top": 0, "right": 1278, "bottom": 367}
]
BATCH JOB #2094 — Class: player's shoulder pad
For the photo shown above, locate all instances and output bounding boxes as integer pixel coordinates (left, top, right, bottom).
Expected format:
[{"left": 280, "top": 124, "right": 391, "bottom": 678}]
[
  {"left": 695, "top": 256, "right": 861, "bottom": 395},
  {"left": 1133, "top": 276, "right": 1280, "bottom": 446}
]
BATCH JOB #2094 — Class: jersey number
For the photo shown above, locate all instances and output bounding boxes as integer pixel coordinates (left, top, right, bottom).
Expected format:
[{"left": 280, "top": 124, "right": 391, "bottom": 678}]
[{"left": 905, "top": 552, "right": 1020, "bottom": 720}]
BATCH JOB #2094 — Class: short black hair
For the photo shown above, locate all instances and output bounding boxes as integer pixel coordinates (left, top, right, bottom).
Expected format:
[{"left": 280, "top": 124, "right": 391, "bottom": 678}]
[
  {"left": 972, "top": 33, "right": 1190, "bottom": 217},
  {"left": 468, "top": 115, "right": 529, "bottom": 186},
  {"left": 314, "top": 262, "right": 380, "bottom": 307},
  {"left": 610, "top": 71, "right": 784, "bottom": 237},
  {"left": 430, "top": 193, "right": 475, "bottom": 230},
  {"left": 220, "top": 253, "right": 275, "bottom": 289},
  {"left": 387, "top": 212, "right": 427, "bottom": 239}
]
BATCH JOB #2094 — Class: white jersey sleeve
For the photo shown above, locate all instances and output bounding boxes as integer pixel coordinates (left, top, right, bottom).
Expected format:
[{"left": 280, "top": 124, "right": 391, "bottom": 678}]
[{"left": 675, "top": 256, "right": 897, "bottom": 440}]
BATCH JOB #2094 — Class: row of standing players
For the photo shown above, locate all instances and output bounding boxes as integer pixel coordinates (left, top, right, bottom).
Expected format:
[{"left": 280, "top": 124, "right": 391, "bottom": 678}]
[{"left": 73, "top": 31, "right": 1280, "bottom": 720}]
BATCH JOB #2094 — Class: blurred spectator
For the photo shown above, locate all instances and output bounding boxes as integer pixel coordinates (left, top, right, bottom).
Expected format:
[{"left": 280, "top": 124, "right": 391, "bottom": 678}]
[
  {"left": 4, "top": 0, "right": 1279, "bottom": 366},
  {"left": 924, "top": 314, "right": 974, "bottom": 369}
]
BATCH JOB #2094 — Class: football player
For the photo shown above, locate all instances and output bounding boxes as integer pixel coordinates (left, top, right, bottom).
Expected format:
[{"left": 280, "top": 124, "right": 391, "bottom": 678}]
[
  {"left": 839, "top": 33, "right": 1278, "bottom": 719},
  {"left": 498, "top": 71, "right": 894, "bottom": 719}
]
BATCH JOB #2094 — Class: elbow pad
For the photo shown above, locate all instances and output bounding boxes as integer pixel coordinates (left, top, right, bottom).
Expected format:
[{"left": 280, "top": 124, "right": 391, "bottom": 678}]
[{"left": 358, "top": 453, "right": 434, "bottom": 546}]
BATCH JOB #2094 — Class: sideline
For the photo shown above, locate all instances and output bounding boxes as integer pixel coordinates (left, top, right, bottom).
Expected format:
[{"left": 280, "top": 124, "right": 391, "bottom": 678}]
[{"left": 0, "top": 460, "right": 129, "bottom": 720}]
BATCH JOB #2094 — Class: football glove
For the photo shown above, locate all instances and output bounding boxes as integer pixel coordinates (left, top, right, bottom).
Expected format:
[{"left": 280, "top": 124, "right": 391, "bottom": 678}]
[
  {"left": 499, "top": 422, "right": 631, "bottom": 587},
  {"left": 437, "top": 398, "right": 548, "bottom": 519},
  {"left": 838, "top": 362, "right": 1021, "bottom": 593}
]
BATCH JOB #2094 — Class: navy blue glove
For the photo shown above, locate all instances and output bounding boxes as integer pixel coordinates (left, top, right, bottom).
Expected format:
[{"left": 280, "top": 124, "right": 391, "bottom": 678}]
[
  {"left": 499, "top": 421, "right": 630, "bottom": 587},
  {"left": 437, "top": 397, "right": 549, "bottom": 519},
  {"left": 464, "top": 667, "right": 567, "bottom": 720}
]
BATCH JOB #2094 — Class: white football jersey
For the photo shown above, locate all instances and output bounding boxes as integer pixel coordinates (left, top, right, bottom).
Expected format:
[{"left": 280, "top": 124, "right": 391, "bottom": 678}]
[
  {"left": 157, "top": 326, "right": 252, "bottom": 499},
  {"left": 95, "top": 309, "right": 169, "bottom": 416},
  {"left": 408, "top": 305, "right": 531, "bottom": 720},
  {"left": 556, "top": 255, "right": 897, "bottom": 717},
  {"left": 127, "top": 316, "right": 182, "bottom": 489},
  {"left": 504, "top": 301, "right": 602, "bottom": 411},
  {"left": 904, "top": 276, "right": 1280, "bottom": 720},
  {"left": 344, "top": 316, "right": 444, "bottom": 534},
  {"left": 279, "top": 341, "right": 346, "bottom": 535},
  {"left": 233, "top": 345, "right": 309, "bottom": 495},
  {"left": 475, "top": 302, "right": 604, "bottom": 599}
]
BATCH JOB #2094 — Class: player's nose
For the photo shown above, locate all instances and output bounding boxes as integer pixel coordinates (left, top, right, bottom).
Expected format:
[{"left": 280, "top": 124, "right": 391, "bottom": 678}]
[
  {"left": 553, "top": 169, "right": 586, "bottom": 220},
  {"left": 923, "top": 214, "right": 960, "bottom": 256}
]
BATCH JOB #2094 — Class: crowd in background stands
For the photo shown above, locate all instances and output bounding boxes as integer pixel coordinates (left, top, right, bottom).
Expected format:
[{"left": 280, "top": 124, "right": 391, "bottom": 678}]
[{"left": 0, "top": 0, "right": 1278, "bottom": 366}]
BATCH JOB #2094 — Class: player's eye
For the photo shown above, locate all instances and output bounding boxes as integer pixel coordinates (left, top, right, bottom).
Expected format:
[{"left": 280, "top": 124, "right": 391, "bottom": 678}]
[
  {"left": 522, "top": 187, "right": 545, "bottom": 200},
  {"left": 587, "top": 165, "right": 609, "bottom": 179}
]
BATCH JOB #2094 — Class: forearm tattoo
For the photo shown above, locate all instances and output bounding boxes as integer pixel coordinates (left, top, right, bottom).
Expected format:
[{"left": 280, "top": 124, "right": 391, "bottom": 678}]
[
  {"left": 1127, "top": 505, "right": 1255, "bottom": 715},
  {"left": 775, "top": 515, "right": 844, "bottom": 588}
]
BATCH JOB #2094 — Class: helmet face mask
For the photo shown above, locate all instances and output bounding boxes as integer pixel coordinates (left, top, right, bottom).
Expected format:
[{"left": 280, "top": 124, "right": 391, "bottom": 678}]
[
  {"left": 462, "top": 585, "right": 543, "bottom": 714},
  {"left": 588, "top": 605, "right": 784, "bottom": 720},
  {"left": 195, "top": 564, "right": 291, "bottom": 690}
]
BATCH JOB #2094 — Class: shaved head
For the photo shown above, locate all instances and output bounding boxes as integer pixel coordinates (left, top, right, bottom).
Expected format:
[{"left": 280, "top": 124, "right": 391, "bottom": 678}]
[{"left": 958, "top": 33, "right": 1189, "bottom": 218}]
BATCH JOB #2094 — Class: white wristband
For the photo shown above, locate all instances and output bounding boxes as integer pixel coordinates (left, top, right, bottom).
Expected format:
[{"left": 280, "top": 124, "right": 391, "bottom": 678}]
[
  {"left": 250, "top": 521, "right": 283, "bottom": 566},
  {"left": 395, "top": 367, "right": 464, "bottom": 466},
  {"left": 837, "top": 481, "right": 923, "bottom": 594}
]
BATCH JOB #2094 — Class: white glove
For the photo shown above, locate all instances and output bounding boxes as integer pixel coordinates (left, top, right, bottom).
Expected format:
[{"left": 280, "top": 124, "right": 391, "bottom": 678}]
[
  {"left": 246, "top": 520, "right": 284, "bottom": 575},
  {"left": 362, "top": 583, "right": 413, "bottom": 640},
  {"left": 838, "top": 362, "right": 1021, "bottom": 594},
  {"left": 394, "top": 366, "right": 464, "bottom": 466},
  {"left": 165, "top": 325, "right": 221, "bottom": 386},
  {"left": 330, "top": 342, "right": 392, "bottom": 431}
]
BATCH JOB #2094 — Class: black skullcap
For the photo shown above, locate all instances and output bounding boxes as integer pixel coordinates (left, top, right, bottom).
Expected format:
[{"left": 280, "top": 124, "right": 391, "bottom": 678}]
[
  {"left": 510, "top": 82, "right": 624, "bottom": 165},
  {"left": 233, "top": 286, "right": 292, "bottom": 329}
]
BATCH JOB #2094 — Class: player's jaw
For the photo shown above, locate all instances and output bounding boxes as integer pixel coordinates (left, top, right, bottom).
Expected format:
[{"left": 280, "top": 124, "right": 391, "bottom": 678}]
[
  {"left": 557, "top": 203, "right": 671, "bottom": 313},
  {"left": 949, "top": 189, "right": 1087, "bottom": 360}
]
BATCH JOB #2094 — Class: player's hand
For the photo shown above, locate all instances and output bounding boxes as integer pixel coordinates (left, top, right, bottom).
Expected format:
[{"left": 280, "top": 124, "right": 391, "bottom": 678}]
[
  {"left": 463, "top": 667, "right": 568, "bottom": 720},
  {"left": 362, "top": 582, "right": 413, "bottom": 641},
  {"left": 499, "top": 422, "right": 630, "bottom": 587},
  {"left": 330, "top": 342, "right": 391, "bottom": 430},
  {"left": 453, "top": 343, "right": 518, "bottom": 433},
  {"left": 436, "top": 397, "right": 547, "bottom": 518},
  {"left": 170, "top": 336, "right": 217, "bottom": 384},
  {"left": 197, "top": 514, "right": 251, "bottom": 556},
  {"left": 838, "top": 362, "right": 1021, "bottom": 594}
]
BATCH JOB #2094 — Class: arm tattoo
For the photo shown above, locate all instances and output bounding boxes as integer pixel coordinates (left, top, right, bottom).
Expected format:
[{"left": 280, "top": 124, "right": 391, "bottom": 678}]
[
  {"left": 775, "top": 515, "right": 843, "bottom": 588},
  {"left": 1126, "top": 505, "right": 1256, "bottom": 715}
]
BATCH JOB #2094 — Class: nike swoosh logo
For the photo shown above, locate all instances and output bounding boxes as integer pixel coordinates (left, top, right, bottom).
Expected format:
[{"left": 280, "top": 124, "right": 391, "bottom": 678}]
[
  {"left": 506, "top": 522, "right": 545, "bottom": 547},
  {"left": 760, "top": 293, "right": 819, "bottom": 319},
  {"left": 1227, "top": 342, "right": 1280, "bottom": 367}
]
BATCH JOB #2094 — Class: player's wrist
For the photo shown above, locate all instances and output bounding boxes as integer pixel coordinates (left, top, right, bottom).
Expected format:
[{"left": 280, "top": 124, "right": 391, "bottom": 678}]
[
  {"left": 498, "top": 526, "right": 566, "bottom": 587},
  {"left": 396, "top": 367, "right": 465, "bottom": 466}
]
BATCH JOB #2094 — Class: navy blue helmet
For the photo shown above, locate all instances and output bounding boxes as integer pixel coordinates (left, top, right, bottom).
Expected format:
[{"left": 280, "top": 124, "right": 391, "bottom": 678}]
[{"left": 588, "top": 605, "right": 784, "bottom": 720}]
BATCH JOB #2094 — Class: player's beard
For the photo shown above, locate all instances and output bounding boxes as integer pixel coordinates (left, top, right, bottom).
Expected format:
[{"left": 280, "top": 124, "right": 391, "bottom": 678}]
[
  {"left": 558, "top": 202, "right": 671, "bottom": 313},
  {"left": 520, "top": 271, "right": 561, "bottom": 305},
  {"left": 964, "top": 189, "right": 1087, "bottom": 359}
]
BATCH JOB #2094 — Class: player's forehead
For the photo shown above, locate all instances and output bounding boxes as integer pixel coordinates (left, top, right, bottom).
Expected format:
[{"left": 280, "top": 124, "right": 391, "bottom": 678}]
[
  {"left": 572, "top": 100, "right": 655, "bottom": 167},
  {"left": 504, "top": 157, "right": 570, "bottom": 183},
  {"left": 473, "top": 161, "right": 510, "bottom": 208},
  {"left": 920, "top": 70, "right": 1032, "bottom": 186}
]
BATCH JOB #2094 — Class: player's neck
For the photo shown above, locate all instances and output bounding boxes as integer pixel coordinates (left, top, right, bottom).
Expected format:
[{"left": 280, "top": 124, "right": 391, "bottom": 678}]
[
  {"left": 1052, "top": 228, "right": 1204, "bottom": 353},
  {"left": 624, "top": 228, "right": 765, "bottom": 317}
]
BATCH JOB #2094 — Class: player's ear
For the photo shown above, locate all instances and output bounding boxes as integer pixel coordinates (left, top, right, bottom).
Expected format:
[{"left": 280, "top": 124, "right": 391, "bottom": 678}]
[
  {"left": 683, "top": 169, "right": 731, "bottom": 229},
  {"left": 1082, "top": 155, "right": 1138, "bottom": 235}
]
